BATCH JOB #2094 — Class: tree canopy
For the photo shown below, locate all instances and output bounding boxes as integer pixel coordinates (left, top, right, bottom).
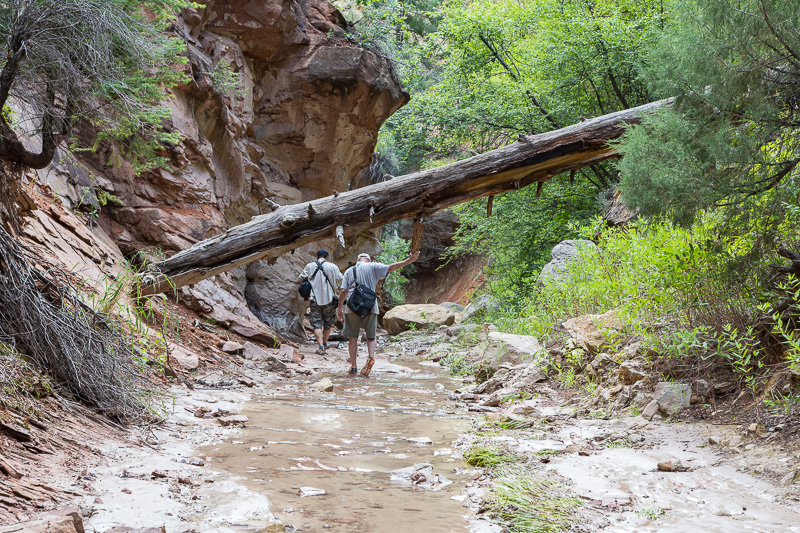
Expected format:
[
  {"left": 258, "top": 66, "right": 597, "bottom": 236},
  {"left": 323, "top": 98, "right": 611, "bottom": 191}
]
[{"left": 617, "top": 0, "right": 800, "bottom": 226}]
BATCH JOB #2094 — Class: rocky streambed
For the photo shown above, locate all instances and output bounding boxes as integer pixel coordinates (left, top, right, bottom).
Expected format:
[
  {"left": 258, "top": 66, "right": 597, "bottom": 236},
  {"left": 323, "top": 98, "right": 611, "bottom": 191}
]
[{"left": 16, "top": 330, "right": 800, "bottom": 533}]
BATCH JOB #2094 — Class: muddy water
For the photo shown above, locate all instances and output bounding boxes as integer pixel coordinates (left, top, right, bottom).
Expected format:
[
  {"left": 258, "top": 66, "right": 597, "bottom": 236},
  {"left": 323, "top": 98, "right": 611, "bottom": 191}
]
[{"left": 204, "top": 357, "right": 471, "bottom": 532}]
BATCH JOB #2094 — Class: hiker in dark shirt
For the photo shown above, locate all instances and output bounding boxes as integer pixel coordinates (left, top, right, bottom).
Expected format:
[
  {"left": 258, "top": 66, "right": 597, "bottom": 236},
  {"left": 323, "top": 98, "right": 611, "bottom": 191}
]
[{"left": 336, "top": 251, "right": 419, "bottom": 376}]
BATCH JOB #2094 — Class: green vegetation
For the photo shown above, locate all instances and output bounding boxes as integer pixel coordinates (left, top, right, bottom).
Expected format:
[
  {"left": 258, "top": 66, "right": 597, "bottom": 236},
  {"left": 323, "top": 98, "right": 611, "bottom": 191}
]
[
  {"left": 378, "top": 225, "right": 415, "bottom": 303},
  {"left": 487, "top": 475, "right": 584, "bottom": 533},
  {"left": 464, "top": 446, "right": 523, "bottom": 467},
  {"left": 0, "top": 0, "right": 195, "bottom": 172}
]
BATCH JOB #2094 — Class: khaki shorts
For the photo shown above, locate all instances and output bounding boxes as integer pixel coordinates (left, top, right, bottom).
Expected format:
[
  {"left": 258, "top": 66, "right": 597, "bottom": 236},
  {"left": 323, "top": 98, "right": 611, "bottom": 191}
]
[{"left": 342, "top": 313, "right": 377, "bottom": 339}]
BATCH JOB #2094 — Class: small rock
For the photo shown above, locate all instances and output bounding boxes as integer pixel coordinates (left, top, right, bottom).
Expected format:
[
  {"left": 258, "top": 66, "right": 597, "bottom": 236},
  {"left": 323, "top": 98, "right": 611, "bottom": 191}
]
[
  {"left": 151, "top": 470, "right": 169, "bottom": 478},
  {"left": 708, "top": 436, "right": 722, "bottom": 445},
  {"left": 578, "top": 451, "right": 590, "bottom": 457},
  {"left": 121, "top": 488, "right": 132, "bottom": 494},
  {"left": 298, "top": 486, "right": 326, "bottom": 497},
  {"left": 642, "top": 400, "right": 660, "bottom": 420},
  {"left": 407, "top": 437, "right": 433, "bottom": 445},
  {"left": 221, "top": 341, "right": 244, "bottom": 354},
  {"left": 190, "top": 458, "right": 205, "bottom": 466},
  {"left": 619, "top": 360, "right": 648, "bottom": 384},
  {"left": 217, "top": 415, "right": 248, "bottom": 427},
  {"left": 745, "top": 444, "right": 755, "bottom": 451},
  {"left": 237, "top": 376, "right": 256, "bottom": 387},
  {"left": 310, "top": 378, "right": 334, "bottom": 392},
  {"left": 265, "top": 355, "right": 288, "bottom": 373},
  {"left": 94, "top": 497, "right": 104, "bottom": 504},
  {"left": 627, "top": 434, "right": 644, "bottom": 444},
  {"left": 178, "top": 476, "right": 195, "bottom": 486},
  {"left": 657, "top": 458, "right": 683, "bottom": 472},
  {"left": 410, "top": 471, "right": 427, "bottom": 484},
  {"left": 729, "top": 435, "right": 743, "bottom": 448},
  {"left": 565, "top": 444, "right": 581, "bottom": 453},
  {"left": 713, "top": 381, "right": 737, "bottom": 395},
  {"left": 695, "top": 379, "right": 711, "bottom": 398}
]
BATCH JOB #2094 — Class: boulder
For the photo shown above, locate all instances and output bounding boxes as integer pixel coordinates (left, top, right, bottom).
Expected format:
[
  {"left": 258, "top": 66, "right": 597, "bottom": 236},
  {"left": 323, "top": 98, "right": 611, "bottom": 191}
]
[
  {"left": 484, "top": 332, "right": 547, "bottom": 368},
  {"left": 652, "top": 382, "right": 691, "bottom": 414},
  {"left": 562, "top": 310, "right": 624, "bottom": 355},
  {"left": 383, "top": 304, "right": 456, "bottom": 335},
  {"left": 167, "top": 343, "right": 200, "bottom": 371},
  {"left": 538, "top": 240, "right": 598, "bottom": 283},
  {"left": 0, "top": 508, "right": 85, "bottom": 533}
]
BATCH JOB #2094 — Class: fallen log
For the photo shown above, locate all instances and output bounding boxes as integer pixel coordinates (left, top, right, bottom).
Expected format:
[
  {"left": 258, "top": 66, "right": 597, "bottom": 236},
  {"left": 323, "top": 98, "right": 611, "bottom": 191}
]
[{"left": 139, "top": 98, "right": 672, "bottom": 295}]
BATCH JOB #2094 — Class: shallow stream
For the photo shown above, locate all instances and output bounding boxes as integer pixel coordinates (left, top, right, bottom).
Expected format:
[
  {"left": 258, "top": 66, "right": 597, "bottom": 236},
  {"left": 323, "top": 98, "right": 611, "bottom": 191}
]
[{"left": 204, "top": 356, "right": 472, "bottom": 532}]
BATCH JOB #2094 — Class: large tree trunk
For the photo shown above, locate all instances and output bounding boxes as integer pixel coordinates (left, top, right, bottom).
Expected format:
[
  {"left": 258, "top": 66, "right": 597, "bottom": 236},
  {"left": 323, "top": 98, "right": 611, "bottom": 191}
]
[{"left": 139, "top": 98, "right": 672, "bottom": 295}]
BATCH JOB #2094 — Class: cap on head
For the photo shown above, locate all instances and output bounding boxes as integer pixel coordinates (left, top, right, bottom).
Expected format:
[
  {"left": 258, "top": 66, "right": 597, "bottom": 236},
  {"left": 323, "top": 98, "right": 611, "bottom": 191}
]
[
  {"left": 316, "top": 249, "right": 329, "bottom": 258},
  {"left": 357, "top": 253, "right": 371, "bottom": 262}
]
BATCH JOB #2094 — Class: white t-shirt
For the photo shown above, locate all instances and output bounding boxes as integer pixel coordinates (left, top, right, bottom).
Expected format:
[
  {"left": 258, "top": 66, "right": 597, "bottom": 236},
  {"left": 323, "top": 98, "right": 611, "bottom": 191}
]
[
  {"left": 341, "top": 261, "right": 390, "bottom": 315},
  {"left": 300, "top": 259, "right": 342, "bottom": 305}
]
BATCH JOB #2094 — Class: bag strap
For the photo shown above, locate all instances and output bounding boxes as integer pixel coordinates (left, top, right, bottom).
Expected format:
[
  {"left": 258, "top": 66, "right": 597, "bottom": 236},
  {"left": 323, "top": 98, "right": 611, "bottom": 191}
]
[
  {"left": 319, "top": 263, "right": 336, "bottom": 293},
  {"left": 307, "top": 260, "right": 325, "bottom": 300},
  {"left": 310, "top": 260, "right": 324, "bottom": 280}
]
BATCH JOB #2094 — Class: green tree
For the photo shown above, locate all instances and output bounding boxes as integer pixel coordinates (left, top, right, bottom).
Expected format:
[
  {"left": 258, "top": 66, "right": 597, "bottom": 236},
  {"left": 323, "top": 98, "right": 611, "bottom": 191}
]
[
  {"left": 617, "top": 0, "right": 800, "bottom": 226},
  {"left": 0, "top": 0, "right": 192, "bottom": 171}
]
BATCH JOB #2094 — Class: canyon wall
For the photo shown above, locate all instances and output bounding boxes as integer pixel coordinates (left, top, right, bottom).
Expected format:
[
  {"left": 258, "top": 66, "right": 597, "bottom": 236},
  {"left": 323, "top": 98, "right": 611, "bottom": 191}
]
[{"left": 34, "top": 0, "right": 408, "bottom": 337}]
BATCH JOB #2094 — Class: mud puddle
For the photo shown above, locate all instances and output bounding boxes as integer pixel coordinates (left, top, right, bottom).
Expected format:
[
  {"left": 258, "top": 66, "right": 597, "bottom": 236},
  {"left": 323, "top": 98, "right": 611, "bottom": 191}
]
[{"left": 204, "top": 355, "right": 472, "bottom": 532}]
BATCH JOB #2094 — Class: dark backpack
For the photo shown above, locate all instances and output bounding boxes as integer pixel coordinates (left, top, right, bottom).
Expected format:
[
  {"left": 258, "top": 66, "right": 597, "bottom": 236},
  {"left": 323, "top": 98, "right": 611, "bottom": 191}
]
[
  {"left": 298, "top": 261, "right": 324, "bottom": 300},
  {"left": 346, "top": 264, "right": 377, "bottom": 317}
]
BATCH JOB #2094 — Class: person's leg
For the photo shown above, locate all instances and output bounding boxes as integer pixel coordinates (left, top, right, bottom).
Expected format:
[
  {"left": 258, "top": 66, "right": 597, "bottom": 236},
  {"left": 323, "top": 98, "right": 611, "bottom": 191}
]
[
  {"left": 309, "top": 302, "right": 325, "bottom": 353},
  {"left": 361, "top": 314, "right": 378, "bottom": 376},
  {"left": 321, "top": 303, "right": 336, "bottom": 349},
  {"left": 341, "top": 313, "right": 361, "bottom": 374},
  {"left": 313, "top": 328, "right": 324, "bottom": 350},
  {"left": 349, "top": 338, "right": 358, "bottom": 369}
]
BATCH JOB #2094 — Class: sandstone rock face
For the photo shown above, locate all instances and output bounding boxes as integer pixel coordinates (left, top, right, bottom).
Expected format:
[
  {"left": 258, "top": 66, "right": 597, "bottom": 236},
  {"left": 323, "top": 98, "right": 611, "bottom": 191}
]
[
  {"left": 562, "top": 310, "right": 624, "bottom": 355},
  {"left": 538, "top": 240, "right": 597, "bottom": 284},
  {"left": 383, "top": 304, "right": 456, "bottom": 335},
  {"left": 38, "top": 0, "right": 408, "bottom": 337}
]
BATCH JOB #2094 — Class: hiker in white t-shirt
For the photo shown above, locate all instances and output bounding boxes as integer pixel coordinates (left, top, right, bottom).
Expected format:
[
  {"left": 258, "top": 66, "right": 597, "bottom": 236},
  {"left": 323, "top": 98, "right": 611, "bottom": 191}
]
[
  {"left": 336, "top": 251, "right": 419, "bottom": 376},
  {"left": 299, "top": 249, "right": 343, "bottom": 354}
]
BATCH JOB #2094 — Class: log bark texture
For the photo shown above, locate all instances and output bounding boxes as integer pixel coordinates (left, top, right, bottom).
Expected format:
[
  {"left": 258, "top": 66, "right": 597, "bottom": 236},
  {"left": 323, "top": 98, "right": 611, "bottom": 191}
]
[{"left": 140, "top": 98, "right": 672, "bottom": 295}]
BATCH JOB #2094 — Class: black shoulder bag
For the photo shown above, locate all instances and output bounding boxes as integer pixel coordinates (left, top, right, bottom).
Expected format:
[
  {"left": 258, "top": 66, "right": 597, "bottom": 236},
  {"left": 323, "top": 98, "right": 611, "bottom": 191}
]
[
  {"left": 346, "top": 264, "right": 377, "bottom": 317},
  {"left": 298, "top": 261, "right": 323, "bottom": 300}
]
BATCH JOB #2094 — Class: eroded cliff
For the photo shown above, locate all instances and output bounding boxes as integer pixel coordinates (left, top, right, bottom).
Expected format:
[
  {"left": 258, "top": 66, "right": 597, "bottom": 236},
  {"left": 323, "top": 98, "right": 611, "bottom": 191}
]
[{"left": 35, "top": 0, "right": 408, "bottom": 336}]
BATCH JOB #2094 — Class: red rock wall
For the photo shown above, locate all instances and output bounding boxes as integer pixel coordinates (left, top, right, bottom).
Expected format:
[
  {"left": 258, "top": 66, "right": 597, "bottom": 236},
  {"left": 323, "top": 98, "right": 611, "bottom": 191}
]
[{"left": 35, "top": 0, "right": 408, "bottom": 337}]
